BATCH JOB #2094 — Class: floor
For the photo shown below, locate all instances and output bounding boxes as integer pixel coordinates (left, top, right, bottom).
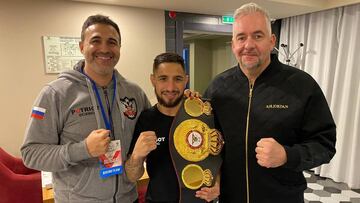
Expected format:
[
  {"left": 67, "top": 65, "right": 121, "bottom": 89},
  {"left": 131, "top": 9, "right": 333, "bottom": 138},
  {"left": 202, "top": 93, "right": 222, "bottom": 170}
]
[{"left": 304, "top": 170, "right": 360, "bottom": 203}]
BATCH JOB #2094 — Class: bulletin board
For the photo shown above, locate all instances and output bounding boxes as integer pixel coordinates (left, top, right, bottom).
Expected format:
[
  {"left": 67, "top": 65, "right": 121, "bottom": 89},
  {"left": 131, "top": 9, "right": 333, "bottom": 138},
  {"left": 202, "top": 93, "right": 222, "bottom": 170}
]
[{"left": 42, "top": 36, "right": 83, "bottom": 73}]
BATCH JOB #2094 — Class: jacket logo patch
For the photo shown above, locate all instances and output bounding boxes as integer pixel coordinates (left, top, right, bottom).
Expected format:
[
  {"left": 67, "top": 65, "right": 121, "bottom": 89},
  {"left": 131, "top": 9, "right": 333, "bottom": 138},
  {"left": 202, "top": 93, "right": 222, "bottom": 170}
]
[
  {"left": 266, "top": 104, "right": 289, "bottom": 109},
  {"left": 71, "top": 106, "right": 95, "bottom": 117},
  {"left": 31, "top": 106, "right": 46, "bottom": 120},
  {"left": 120, "top": 97, "right": 137, "bottom": 120}
]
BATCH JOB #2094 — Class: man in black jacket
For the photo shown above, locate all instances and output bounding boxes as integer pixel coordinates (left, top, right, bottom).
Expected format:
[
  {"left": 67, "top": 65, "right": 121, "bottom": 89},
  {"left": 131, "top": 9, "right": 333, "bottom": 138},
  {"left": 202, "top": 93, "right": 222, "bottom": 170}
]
[
  {"left": 125, "top": 53, "right": 220, "bottom": 203},
  {"left": 204, "top": 3, "right": 336, "bottom": 203}
]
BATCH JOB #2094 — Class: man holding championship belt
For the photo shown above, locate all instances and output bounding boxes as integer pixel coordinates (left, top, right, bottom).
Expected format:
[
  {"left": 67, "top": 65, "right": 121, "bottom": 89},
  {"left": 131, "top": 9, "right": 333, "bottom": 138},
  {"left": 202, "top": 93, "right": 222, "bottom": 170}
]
[{"left": 125, "top": 53, "right": 220, "bottom": 203}]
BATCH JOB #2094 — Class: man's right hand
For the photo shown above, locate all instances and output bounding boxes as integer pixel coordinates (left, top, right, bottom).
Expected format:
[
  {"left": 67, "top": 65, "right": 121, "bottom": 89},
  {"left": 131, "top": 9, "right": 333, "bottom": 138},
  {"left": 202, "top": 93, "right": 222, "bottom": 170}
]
[
  {"left": 132, "top": 131, "right": 157, "bottom": 162},
  {"left": 85, "top": 129, "right": 111, "bottom": 157},
  {"left": 125, "top": 131, "right": 156, "bottom": 182},
  {"left": 184, "top": 89, "right": 201, "bottom": 99}
]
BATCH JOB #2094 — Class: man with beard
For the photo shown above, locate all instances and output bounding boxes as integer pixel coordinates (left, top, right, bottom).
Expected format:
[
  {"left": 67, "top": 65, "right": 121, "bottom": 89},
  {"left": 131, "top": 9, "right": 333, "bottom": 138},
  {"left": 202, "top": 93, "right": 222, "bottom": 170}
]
[{"left": 125, "top": 53, "right": 219, "bottom": 203}]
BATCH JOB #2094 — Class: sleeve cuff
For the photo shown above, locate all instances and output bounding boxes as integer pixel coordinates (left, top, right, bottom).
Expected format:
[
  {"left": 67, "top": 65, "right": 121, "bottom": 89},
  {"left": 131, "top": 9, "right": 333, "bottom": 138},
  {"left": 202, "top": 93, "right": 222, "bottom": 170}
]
[
  {"left": 282, "top": 145, "right": 301, "bottom": 171},
  {"left": 67, "top": 140, "right": 92, "bottom": 164}
]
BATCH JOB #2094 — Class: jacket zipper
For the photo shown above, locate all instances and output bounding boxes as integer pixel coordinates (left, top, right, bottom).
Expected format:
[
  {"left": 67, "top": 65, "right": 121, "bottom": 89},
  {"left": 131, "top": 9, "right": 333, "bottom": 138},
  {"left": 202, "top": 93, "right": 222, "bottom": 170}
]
[
  {"left": 103, "top": 87, "right": 118, "bottom": 203},
  {"left": 245, "top": 82, "right": 254, "bottom": 203},
  {"left": 103, "top": 87, "right": 115, "bottom": 140}
]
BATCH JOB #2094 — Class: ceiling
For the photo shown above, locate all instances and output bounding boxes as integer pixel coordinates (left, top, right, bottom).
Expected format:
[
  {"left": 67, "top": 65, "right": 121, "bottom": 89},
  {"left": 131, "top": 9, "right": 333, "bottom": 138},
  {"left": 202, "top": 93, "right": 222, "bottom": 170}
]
[{"left": 70, "top": 0, "right": 360, "bottom": 19}]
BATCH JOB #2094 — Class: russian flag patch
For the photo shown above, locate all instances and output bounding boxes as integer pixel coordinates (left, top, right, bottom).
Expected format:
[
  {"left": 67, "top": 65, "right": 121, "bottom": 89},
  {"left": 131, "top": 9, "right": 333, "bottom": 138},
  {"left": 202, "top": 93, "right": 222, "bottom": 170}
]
[{"left": 31, "top": 106, "right": 46, "bottom": 120}]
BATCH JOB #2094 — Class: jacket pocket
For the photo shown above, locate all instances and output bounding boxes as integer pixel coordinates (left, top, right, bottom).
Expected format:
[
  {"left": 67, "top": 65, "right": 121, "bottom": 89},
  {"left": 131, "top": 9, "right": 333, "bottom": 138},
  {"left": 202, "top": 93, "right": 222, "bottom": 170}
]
[
  {"left": 69, "top": 163, "right": 114, "bottom": 200},
  {"left": 270, "top": 168, "right": 306, "bottom": 191}
]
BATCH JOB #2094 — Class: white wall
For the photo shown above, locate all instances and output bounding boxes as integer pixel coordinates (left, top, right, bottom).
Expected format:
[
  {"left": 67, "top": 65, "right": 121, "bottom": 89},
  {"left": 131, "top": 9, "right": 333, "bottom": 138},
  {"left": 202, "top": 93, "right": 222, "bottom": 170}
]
[{"left": 0, "top": 0, "right": 165, "bottom": 156}]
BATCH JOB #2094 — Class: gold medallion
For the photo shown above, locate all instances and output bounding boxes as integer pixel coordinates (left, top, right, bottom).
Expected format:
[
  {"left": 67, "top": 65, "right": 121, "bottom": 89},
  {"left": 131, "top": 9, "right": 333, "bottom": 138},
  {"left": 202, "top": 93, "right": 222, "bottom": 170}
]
[
  {"left": 174, "top": 119, "right": 209, "bottom": 162},
  {"left": 184, "top": 98, "right": 213, "bottom": 117},
  {"left": 174, "top": 119, "right": 225, "bottom": 162},
  {"left": 184, "top": 98, "right": 203, "bottom": 117},
  {"left": 181, "top": 164, "right": 213, "bottom": 190}
]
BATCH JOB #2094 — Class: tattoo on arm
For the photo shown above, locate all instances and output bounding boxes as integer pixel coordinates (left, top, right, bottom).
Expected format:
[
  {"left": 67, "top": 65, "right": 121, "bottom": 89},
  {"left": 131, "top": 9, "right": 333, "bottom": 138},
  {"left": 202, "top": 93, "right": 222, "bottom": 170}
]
[{"left": 125, "top": 155, "right": 145, "bottom": 182}]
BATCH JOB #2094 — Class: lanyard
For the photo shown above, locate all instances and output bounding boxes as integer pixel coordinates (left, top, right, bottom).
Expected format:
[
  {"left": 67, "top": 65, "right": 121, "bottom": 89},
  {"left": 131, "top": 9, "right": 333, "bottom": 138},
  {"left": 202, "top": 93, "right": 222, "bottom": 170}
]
[{"left": 82, "top": 69, "right": 117, "bottom": 132}]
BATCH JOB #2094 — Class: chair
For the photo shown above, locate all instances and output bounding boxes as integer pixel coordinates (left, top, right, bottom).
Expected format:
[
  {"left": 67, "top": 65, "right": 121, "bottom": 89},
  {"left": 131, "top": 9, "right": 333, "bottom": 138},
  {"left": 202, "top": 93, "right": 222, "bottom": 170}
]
[{"left": 0, "top": 147, "right": 42, "bottom": 203}]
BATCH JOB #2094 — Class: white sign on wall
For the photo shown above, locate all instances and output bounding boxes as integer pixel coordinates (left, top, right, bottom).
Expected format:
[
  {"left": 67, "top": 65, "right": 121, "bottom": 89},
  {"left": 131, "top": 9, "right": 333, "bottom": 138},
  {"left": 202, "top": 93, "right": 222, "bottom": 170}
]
[{"left": 42, "top": 36, "right": 83, "bottom": 73}]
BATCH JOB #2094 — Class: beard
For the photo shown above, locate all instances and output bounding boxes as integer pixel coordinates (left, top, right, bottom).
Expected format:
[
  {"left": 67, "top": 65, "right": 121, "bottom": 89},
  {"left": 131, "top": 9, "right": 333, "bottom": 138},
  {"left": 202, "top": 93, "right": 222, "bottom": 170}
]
[
  {"left": 156, "top": 90, "right": 183, "bottom": 108},
  {"left": 239, "top": 52, "right": 262, "bottom": 70},
  {"left": 239, "top": 59, "right": 261, "bottom": 70}
]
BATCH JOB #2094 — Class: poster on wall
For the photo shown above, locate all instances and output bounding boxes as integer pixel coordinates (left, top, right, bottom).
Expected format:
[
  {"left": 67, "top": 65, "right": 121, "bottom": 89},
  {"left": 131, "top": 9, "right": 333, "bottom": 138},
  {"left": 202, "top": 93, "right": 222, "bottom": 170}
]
[{"left": 42, "top": 36, "right": 83, "bottom": 74}]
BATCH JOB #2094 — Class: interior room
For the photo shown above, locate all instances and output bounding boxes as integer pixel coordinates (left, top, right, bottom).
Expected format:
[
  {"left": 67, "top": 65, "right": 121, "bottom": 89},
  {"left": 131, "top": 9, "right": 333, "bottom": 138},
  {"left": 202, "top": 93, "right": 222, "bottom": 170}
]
[{"left": 1, "top": 0, "right": 359, "bottom": 202}]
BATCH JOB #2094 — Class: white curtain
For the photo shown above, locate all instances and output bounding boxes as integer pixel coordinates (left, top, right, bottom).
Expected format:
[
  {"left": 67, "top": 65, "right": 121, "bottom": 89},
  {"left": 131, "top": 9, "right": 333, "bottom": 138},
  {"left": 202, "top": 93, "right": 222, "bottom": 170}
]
[{"left": 278, "top": 3, "right": 360, "bottom": 189}]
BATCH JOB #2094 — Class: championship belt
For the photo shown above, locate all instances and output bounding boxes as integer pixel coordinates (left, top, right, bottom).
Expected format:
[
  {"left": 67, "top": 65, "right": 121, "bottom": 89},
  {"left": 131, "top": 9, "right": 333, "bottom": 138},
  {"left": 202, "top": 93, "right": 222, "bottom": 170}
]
[{"left": 169, "top": 97, "right": 224, "bottom": 203}]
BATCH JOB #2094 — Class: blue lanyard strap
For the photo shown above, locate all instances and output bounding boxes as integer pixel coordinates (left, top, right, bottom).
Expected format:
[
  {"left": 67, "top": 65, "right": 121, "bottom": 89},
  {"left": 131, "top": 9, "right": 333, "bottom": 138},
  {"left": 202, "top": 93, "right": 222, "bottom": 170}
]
[{"left": 82, "top": 69, "right": 117, "bottom": 131}]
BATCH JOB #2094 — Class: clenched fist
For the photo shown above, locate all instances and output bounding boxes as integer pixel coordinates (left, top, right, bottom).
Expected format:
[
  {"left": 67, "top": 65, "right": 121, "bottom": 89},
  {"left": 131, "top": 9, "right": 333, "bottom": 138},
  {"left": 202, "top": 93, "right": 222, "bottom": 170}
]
[
  {"left": 132, "top": 131, "right": 157, "bottom": 162},
  {"left": 85, "top": 129, "right": 111, "bottom": 157},
  {"left": 255, "top": 137, "right": 287, "bottom": 168}
]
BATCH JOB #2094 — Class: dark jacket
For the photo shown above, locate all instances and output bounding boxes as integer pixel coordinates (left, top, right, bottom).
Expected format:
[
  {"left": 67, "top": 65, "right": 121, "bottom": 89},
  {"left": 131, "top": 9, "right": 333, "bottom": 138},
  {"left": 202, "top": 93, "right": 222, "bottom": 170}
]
[{"left": 204, "top": 56, "right": 336, "bottom": 203}]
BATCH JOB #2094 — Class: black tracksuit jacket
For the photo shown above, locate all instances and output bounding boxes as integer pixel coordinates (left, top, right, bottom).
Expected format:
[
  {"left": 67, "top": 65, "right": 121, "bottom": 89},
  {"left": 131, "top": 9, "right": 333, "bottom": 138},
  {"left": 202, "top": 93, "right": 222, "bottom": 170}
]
[{"left": 204, "top": 56, "right": 336, "bottom": 203}]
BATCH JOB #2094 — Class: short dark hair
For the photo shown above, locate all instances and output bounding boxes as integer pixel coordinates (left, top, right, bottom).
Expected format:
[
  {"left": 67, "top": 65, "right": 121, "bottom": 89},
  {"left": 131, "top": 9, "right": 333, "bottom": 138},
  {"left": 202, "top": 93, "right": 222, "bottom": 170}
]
[
  {"left": 81, "top": 14, "right": 121, "bottom": 43},
  {"left": 153, "top": 52, "right": 185, "bottom": 73}
]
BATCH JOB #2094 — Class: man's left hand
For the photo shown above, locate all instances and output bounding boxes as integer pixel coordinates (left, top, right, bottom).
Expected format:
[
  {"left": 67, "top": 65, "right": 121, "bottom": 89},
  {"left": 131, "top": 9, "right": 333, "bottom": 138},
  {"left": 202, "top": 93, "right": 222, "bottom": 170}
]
[
  {"left": 195, "top": 182, "right": 220, "bottom": 202},
  {"left": 255, "top": 137, "right": 287, "bottom": 168}
]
